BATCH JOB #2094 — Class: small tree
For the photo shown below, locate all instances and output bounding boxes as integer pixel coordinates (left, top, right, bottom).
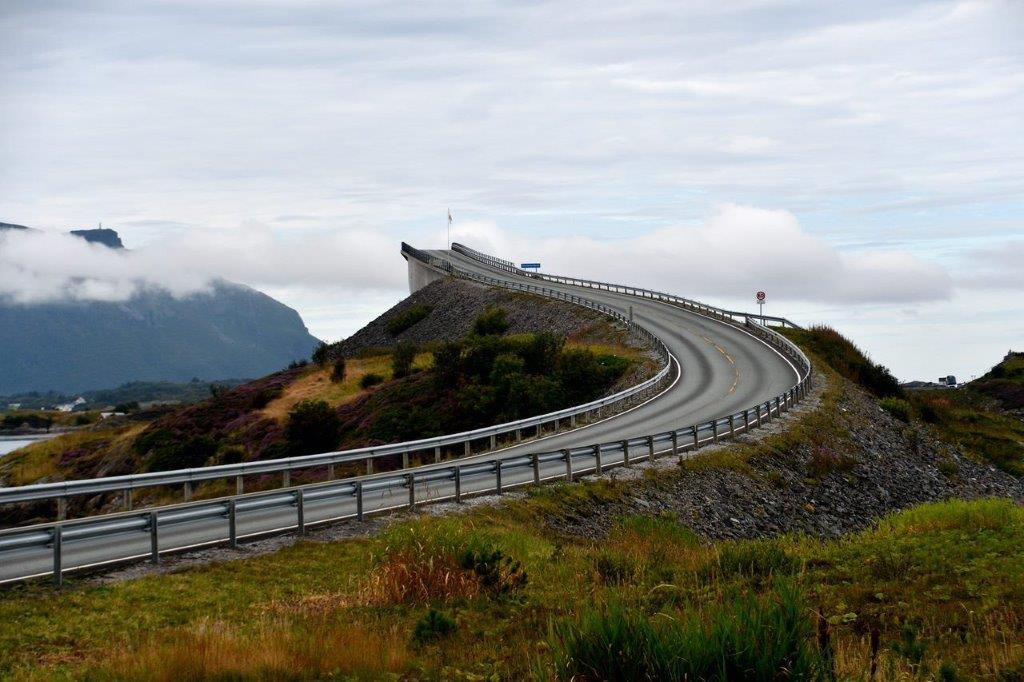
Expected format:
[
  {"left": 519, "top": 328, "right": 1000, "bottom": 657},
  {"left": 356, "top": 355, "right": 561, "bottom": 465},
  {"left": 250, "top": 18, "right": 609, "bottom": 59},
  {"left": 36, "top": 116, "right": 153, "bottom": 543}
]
[
  {"left": 330, "top": 357, "right": 346, "bottom": 383},
  {"left": 392, "top": 341, "right": 418, "bottom": 379},
  {"left": 472, "top": 306, "right": 510, "bottom": 336},
  {"left": 311, "top": 341, "right": 331, "bottom": 366},
  {"left": 285, "top": 400, "right": 340, "bottom": 456}
]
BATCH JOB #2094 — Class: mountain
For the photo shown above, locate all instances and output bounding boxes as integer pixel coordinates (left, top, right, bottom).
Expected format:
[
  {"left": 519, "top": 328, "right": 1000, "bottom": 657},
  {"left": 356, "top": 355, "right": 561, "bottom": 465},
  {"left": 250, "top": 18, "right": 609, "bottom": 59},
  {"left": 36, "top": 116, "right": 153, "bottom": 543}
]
[
  {"left": 971, "top": 350, "right": 1024, "bottom": 410},
  {"left": 70, "top": 228, "right": 124, "bottom": 248},
  {"left": 0, "top": 225, "right": 320, "bottom": 393}
]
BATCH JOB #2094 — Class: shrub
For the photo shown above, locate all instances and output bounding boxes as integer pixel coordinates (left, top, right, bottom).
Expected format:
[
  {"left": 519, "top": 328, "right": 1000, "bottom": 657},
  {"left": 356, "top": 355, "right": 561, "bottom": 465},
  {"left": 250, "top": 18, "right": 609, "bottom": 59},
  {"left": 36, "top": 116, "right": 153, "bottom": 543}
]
[
  {"left": 74, "top": 414, "right": 93, "bottom": 426},
  {"left": 879, "top": 397, "right": 911, "bottom": 423},
  {"left": 807, "top": 445, "right": 857, "bottom": 478},
  {"left": 363, "top": 522, "right": 527, "bottom": 605},
  {"left": 391, "top": 341, "right": 418, "bottom": 379},
  {"left": 360, "top": 373, "right": 384, "bottom": 389},
  {"left": 472, "top": 306, "right": 510, "bottom": 336},
  {"left": 411, "top": 609, "right": 457, "bottom": 646},
  {"left": 330, "top": 357, "right": 346, "bottom": 383},
  {"left": 387, "top": 303, "right": 433, "bottom": 335},
  {"left": 285, "top": 400, "right": 340, "bottom": 456},
  {"left": 549, "top": 584, "right": 828, "bottom": 680},
  {"left": 114, "top": 401, "right": 139, "bottom": 413},
  {"left": 311, "top": 341, "right": 330, "bottom": 365}
]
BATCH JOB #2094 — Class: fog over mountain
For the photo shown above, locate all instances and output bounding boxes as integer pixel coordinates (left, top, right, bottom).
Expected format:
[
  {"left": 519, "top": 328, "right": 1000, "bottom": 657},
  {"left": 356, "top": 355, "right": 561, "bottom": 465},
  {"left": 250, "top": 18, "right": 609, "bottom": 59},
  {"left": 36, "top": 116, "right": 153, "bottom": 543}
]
[{"left": 0, "top": 224, "right": 319, "bottom": 393}]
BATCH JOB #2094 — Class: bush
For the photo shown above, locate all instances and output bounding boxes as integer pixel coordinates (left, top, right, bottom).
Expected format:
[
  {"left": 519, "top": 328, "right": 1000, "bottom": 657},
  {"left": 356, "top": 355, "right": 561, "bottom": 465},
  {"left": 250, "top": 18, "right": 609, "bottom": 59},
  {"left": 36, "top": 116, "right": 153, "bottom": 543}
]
[
  {"left": 330, "top": 357, "right": 346, "bottom": 383},
  {"left": 114, "top": 401, "right": 139, "bottom": 413},
  {"left": 879, "top": 397, "right": 911, "bottom": 423},
  {"left": 411, "top": 609, "right": 457, "bottom": 646},
  {"left": 311, "top": 341, "right": 330, "bottom": 365},
  {"left": 360, "top": 373, "right": 384, "bottom": 389},
  {"left": 391, "top": 342, "right": 418, "bottom": 379},
  {"left": 387, "top": 303, "right": 433, "bottom": 336},
  {"left": 74, "top": 414, "right": 93, "bottom": 426},
  {"left": 285, "top": 400, "right": 340, "bottom": 456},
  {"left": 472, "top": 306, "right": 510, "bottom": 336},
  {"left": 549, "top": 584, "right": 828, "bottom": 680}
]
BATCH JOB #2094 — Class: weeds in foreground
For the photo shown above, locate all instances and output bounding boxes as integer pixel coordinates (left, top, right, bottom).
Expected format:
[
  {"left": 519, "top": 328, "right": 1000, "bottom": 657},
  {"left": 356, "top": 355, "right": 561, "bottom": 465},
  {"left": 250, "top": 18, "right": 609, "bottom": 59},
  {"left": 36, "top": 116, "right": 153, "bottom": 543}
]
[{"left": 548, "top": 582, "right": 830, "bottom": 681}]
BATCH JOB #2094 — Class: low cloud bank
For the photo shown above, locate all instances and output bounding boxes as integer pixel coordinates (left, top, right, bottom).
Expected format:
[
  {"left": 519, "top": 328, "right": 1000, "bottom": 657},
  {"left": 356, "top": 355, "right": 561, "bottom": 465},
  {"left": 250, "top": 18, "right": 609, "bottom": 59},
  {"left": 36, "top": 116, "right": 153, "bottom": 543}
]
[
  {"left": 0, "top": 223, "right": 406, "bottom": 305},
  {"left": 453, "top": 205, "right": 953, "bottom": 305},
  {"left": 1, "top": 205, "right": 952, "bottom": 307}
]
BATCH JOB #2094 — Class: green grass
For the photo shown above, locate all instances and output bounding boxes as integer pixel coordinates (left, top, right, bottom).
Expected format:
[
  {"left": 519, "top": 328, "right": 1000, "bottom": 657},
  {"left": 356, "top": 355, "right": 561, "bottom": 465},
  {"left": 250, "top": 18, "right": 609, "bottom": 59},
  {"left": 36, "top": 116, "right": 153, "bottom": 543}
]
[{"left": 1, "top": 498, "right": 1021, "bottom": 679}]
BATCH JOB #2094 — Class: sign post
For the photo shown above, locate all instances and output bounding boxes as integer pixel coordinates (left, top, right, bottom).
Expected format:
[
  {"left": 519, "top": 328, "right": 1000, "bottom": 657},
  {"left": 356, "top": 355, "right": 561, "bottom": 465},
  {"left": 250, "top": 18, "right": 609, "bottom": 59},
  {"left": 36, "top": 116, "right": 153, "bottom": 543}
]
[{"left": 756, "top": 291, "right": 766, "bottom": 325}]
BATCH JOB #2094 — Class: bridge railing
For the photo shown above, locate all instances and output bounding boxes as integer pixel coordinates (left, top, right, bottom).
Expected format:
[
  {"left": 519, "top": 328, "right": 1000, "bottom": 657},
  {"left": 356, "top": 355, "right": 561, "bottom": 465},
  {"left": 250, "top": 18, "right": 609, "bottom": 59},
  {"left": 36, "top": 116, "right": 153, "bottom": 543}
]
[
  {"left": 1, "top": 315, "right": 811, "bottom": 587},
  {"left": 450, "top": 242, "right": 802, "bottom": 329},
  {"left": 0, "top": 243, "right": 813, "bottom": 587},
  {"left": 0, "top": 245, "right": 673, "bottom": 516}
]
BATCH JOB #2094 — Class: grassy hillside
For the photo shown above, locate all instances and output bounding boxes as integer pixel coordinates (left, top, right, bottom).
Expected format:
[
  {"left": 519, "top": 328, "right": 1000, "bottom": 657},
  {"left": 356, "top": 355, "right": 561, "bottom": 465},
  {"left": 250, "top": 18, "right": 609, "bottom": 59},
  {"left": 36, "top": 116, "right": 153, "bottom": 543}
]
[
  {"left": 0, "top": 497, "right": 1019, "bottom": 679},
  {"left": 972, "top": 351, "right": 1024, "bottom": 410},
  {"left": 0, "top": 324, "right": 1021, "bottom": 679}
]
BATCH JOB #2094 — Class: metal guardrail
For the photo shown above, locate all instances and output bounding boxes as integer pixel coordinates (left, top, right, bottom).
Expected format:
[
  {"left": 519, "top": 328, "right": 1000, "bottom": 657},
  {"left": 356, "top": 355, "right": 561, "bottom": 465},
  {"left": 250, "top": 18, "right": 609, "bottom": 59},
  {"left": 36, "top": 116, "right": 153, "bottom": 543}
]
[
  {"left": 450, "top": 242, "right": 802, "bottom": 329},
  {"left": 0, "top": 243, "right": 812, "bottom": 587},
  {"left": 0, "top": 246, "right": 672, "bottom": 514}
]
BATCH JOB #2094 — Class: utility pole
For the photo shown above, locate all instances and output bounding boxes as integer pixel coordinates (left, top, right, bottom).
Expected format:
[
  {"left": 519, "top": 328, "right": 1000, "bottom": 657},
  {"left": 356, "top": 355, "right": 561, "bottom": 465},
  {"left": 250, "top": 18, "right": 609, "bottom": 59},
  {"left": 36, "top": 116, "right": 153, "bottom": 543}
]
[{"left": 447, "top": 208, "right": 452, "bottom": 248}]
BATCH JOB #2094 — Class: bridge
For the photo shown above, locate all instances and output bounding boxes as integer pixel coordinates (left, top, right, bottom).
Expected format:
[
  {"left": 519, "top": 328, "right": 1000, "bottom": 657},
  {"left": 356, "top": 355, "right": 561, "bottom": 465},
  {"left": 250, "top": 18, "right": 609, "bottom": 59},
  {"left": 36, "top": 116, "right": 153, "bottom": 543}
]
[{"left": 0, "top": 243, "right": 811, "bottom": 585}]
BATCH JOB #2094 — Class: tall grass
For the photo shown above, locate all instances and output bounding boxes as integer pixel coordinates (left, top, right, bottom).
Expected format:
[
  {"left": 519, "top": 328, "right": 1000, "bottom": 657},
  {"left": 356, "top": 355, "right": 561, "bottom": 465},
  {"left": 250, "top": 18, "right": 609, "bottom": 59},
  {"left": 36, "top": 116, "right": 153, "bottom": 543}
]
[
  {"left": 85, "top": 618, "right": 409, "bottom": 681},
  {"left": 549, "top": 583, "right": 829, "bottom": 681}
]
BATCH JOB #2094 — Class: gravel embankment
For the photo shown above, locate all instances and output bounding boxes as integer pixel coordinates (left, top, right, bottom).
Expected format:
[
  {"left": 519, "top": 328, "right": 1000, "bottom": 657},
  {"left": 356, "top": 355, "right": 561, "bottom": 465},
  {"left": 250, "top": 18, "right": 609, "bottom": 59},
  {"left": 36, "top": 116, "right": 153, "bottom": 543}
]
[{"left": 543, "top": 375, "right": 1024, "bottom": 541}]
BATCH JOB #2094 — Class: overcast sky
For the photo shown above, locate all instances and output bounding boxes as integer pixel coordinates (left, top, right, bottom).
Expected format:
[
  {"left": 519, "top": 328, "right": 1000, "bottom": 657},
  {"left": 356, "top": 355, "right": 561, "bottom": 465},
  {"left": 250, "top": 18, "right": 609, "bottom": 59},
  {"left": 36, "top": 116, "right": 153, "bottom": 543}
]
[{"left": 1, "top": 0, "right": 1022, "bottom": 382}]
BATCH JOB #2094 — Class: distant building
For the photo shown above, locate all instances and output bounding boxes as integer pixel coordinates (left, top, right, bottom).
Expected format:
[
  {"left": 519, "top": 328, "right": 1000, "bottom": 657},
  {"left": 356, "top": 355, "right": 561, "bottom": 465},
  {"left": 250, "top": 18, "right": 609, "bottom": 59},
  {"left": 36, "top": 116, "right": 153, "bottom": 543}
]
[
  {"left": 56, "top": 397, "right": 87, "bottom": 412},
  {"left": 7, "top": 403, "right": 21, "bottom": 411}
]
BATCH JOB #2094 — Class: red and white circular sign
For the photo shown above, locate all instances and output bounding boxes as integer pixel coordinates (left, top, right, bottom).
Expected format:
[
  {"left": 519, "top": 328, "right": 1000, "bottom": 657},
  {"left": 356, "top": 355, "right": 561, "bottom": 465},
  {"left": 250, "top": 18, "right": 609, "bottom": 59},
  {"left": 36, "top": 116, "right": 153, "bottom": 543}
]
[{"left": 756, "top": 291, "right": 766, "bottom": 302}]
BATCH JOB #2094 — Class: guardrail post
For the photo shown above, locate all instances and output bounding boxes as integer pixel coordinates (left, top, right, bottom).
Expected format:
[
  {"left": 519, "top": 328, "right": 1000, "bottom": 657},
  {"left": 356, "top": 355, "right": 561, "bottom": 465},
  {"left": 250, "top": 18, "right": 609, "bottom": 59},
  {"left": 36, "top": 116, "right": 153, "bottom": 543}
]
[
  {"left": 366, "top": 458, "right": 374, "bottom": 475},
  {"left": 184, "top": 481, "right": 193, "bottom": 502},
  {"left": 52, "top": 524, "right": 62, "bottom": 588},
  {"left": 712, "top": 420, "right": 719, "bottom": 443},
  {"left": 434, "top": 446, "right": 442, "bottom": 463},
  {"left": 228, "top": 499, "right": 237, "bottom": 548},
  {"left": 515, "top": 429, "right": 523, "bottom": 443},
  {"left": 402, "top": 451, "right": 409, "bottom": 469},
  {"left": 149, "top": 511, "right": 159, "bottom": 564},
  {"left": 729, "top": 415, "right": 735, "bottom": 437},
  {"left": 454, "top": 467, "right": 462, "bottom": 502},
  {"left": 407, "top": 474, "right": 416, "bottom": 509},
  {"left": 692, "top": 425, "right": 699, "bottom": 449},
  {"left": 56, "top": 497, "right": 67, "bottom": 521},
  {"left": 490, "top": 434, "right": 497, "bottom": 450},
  {"left": 296, "top": 489, "right": 305, "bottom": 535},
  {"left": 594, "top": 444, "right": 603, "bottom": 474},
  {"left": 282, "top": 470, "right": 290, "bottom": 488},
  {"left": 775, "top": 396, "right": 781, "bottom": 418},
  {"left": 570, "top": 413, "right": 576, "bottom": 428},
  {"left": 621, "top": 440, "right": 630, "bottom": 465},
  {"left": 495, "top": 461, "right": 503, "bottom": 494},
  {"left": 756, "top": 404, "right": 762, "bottom": 426},
  {"left": 123, "top": 488, "right": 132, "bottom": 511},
  {"left": 355, "top": 481, "right": 364, "bottom": 521},
  {"left": 327, "top": 463, "right": 335, "bottom": 480},
  {"left": 553, "top": 419, "right": 560, "bottom": 434},
  {"left": 670, "top": 431, "right": 678, "bottom": 458},
  {"left": 647, "top": 436, "right": 654, "bottom": 460},
  {"left": 236, "top": 475, "right": 244, "bottom": 495},
  {"left": 563, "top": 449, "right": 573, "bottom": 481},
  {"left": 532, "top": 454, "right": 541, "bottom": 484},
  {"left": 464, "top": 441, "right": 471, "bottom": 457},
  {"left": 743, "top": 410, "right": 750, "bottom": 431}
]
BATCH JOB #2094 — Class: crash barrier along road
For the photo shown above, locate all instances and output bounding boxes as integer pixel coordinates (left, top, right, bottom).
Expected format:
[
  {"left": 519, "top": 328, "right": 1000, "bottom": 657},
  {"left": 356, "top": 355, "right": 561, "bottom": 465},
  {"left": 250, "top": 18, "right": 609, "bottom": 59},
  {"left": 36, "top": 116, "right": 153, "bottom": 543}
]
[{"left": 0, "top": 243, "right": 810, "bottom": 585}]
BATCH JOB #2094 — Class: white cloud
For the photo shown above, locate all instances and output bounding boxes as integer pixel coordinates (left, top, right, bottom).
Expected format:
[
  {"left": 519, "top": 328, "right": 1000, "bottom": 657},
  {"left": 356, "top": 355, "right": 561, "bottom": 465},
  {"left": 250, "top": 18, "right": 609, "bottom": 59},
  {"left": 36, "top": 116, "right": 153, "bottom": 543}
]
[
  {"left": 0, "top": 225, "right": 404, "bottom": 305},
  {"left": 453, "top": 204, "right": 953, "bottom": 304}
]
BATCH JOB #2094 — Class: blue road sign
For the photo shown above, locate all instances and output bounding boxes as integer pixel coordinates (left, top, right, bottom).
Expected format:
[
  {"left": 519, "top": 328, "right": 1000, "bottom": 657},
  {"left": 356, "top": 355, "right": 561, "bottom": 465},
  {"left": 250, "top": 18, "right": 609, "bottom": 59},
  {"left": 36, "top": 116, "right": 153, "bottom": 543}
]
[{"left": 521, "top": 262, "right": 541, "bottom": 270}]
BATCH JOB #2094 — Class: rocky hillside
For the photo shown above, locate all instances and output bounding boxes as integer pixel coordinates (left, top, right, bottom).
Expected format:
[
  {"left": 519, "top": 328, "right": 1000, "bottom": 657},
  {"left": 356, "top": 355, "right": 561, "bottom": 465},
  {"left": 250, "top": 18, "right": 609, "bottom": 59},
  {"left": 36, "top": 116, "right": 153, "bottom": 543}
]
[{"left": 326, "top": 278, "right": 621, "bottom": 358}]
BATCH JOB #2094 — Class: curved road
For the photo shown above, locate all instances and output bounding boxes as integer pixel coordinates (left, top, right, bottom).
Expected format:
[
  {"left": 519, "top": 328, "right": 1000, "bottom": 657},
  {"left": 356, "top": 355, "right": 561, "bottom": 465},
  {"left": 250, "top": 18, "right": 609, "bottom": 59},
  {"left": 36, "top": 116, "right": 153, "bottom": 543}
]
[{"left": 0, "top": 247, "right": 800, "bottom": 584}]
